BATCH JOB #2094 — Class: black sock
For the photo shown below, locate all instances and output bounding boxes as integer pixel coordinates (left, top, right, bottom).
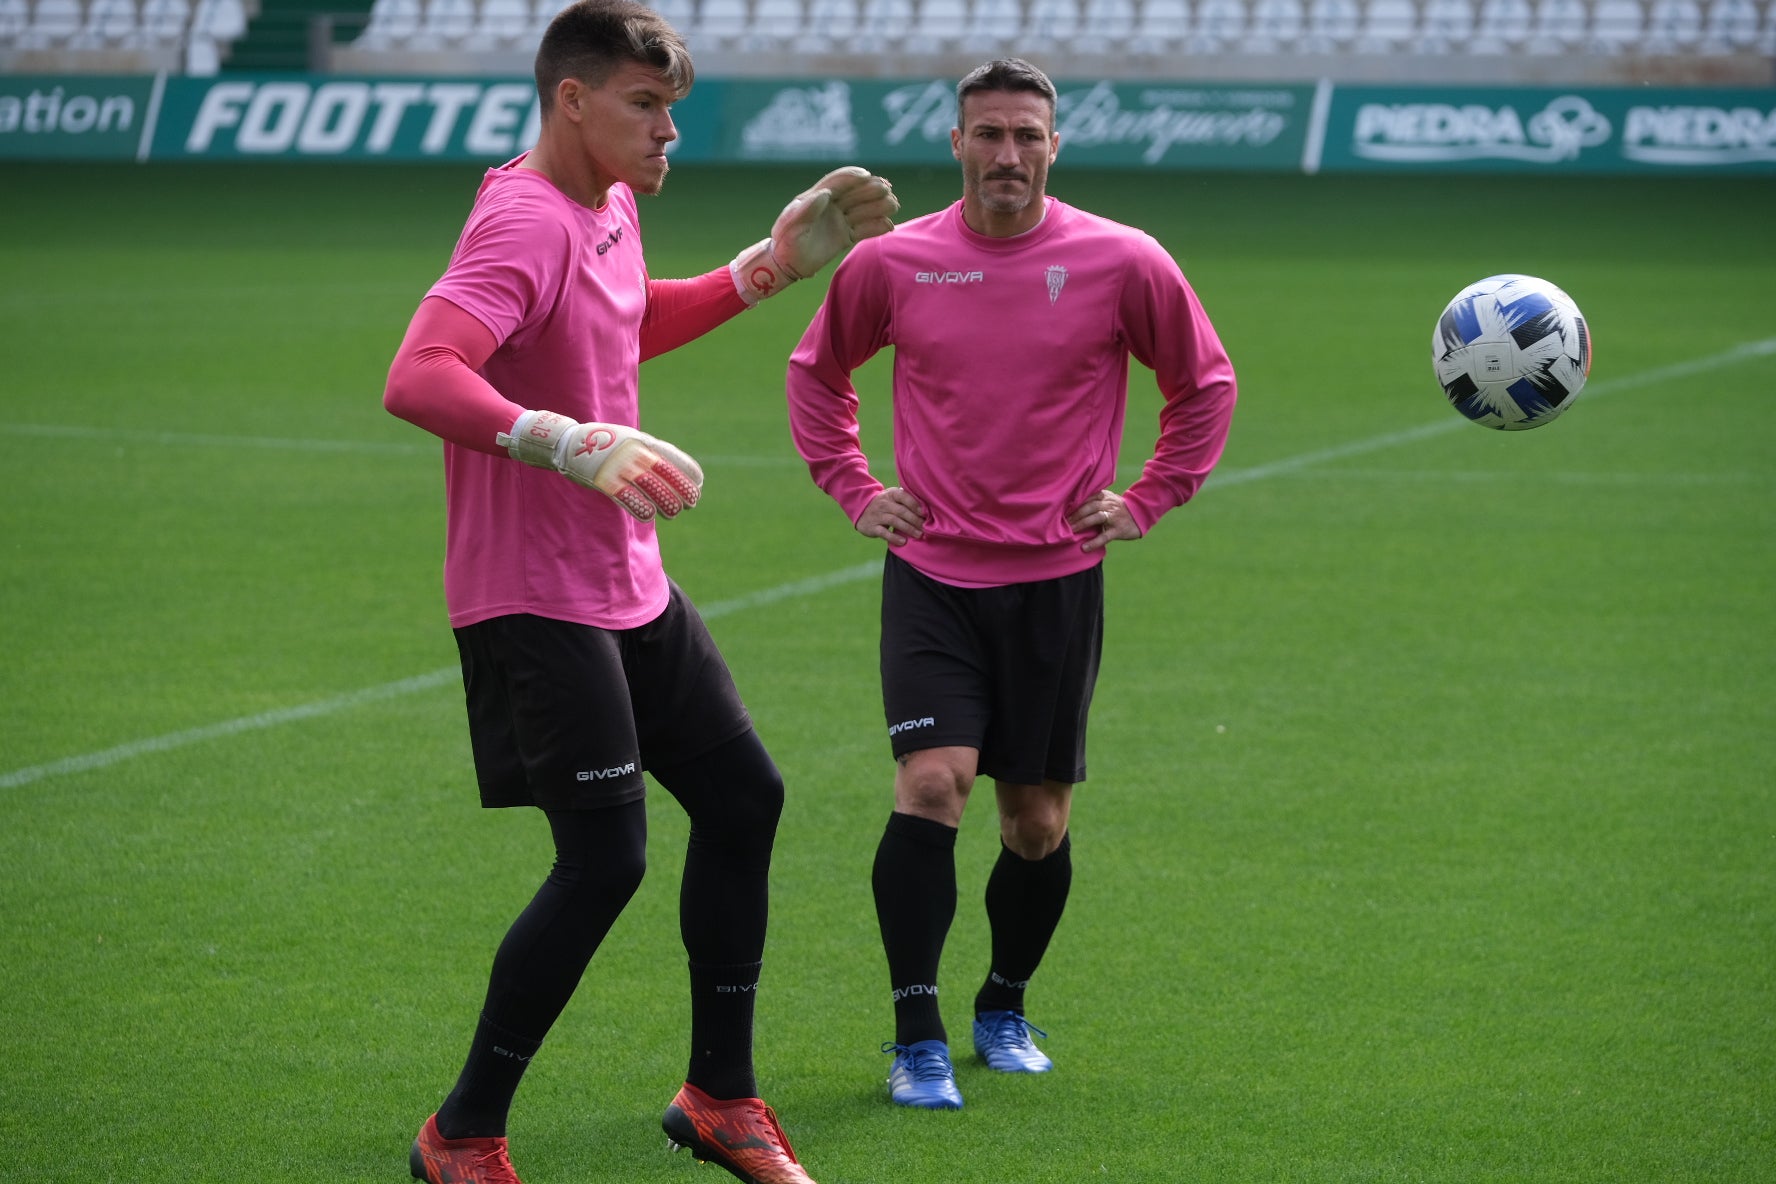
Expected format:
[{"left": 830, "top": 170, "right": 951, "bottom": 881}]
[
  {"left": 435, "top": 1014, "right": 544, "bottom": 1140},
  {"left": 975, "top": 832, "right": 1073, "bottom": 1018},
  {"left": 686, "top": 961, "right": 762, "bottom": 1099},
  {"left": 873, "top": 811, "right": 959, "bottom": 1046},
  {"left": 653, "top": 730, "right": 783, "bottom": 1101},
  {"left": 436, "top": 801, "right": 648, "bottom": 1140}
]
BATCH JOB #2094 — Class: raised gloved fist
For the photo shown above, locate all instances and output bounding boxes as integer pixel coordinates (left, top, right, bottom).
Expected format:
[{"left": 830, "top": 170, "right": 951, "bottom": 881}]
[
  {"left": 498, "top": 409, "right": 703, "bottom": 522},
  {"left": 730, "top": 166, "right": 899, "bottom": 305}
]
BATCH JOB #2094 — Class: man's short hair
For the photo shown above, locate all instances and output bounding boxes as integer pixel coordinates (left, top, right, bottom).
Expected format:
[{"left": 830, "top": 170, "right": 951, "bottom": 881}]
[
  {"left": 535, "top": 0, "right": 695, "bottom": 114},
  {"left": 955, "top": 58, "right": 1058, "bottom": 129}
]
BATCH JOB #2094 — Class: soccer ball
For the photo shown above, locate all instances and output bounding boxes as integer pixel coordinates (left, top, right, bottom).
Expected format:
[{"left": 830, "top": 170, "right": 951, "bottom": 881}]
[{"left": 1432, "top": 274, "right": 1592, "bottom": 431}]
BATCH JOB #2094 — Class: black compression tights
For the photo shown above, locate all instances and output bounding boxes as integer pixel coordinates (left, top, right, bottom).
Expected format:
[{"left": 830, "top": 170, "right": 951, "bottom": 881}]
[{"left": 440, "top": 730, "right": 784, "bottom": 1135}]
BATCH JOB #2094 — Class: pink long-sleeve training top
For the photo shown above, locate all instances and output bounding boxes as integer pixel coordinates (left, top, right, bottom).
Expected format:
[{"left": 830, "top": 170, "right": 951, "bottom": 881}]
[{"left": 786, "top": 196, "right": 1238, "bottom": 588}]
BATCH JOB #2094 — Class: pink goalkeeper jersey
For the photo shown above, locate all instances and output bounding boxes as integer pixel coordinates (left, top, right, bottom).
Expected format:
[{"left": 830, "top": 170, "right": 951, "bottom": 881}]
[
  {"left": 786, "top": 197, "right": 1238, "bottom": 588},
  {"left": 428, "top": 162, "right": 666, "bottom": 631}
]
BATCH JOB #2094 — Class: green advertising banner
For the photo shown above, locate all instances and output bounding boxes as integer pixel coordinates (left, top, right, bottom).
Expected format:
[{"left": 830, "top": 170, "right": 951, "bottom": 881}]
[
  {"left": 1317, "top": 85, "right": 1776, "bottom": 174},
  {"left": 0, "top": 75, "right": 160, "bottom": 160},
  {"left": 4, "top": 73, "right": 1772, "bottom": 175},
  {"left": 717, "top": 78, "right": 1316, "bottom": 170}
]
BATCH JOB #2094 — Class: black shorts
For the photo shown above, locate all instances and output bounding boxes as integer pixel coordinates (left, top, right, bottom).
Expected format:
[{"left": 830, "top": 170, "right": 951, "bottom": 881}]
[
  {"left": 879, "top": 552, "right": 1104, "bottom": 787},
  {"left": 452, "top": 583, "right": 752, "bottom": 810}
]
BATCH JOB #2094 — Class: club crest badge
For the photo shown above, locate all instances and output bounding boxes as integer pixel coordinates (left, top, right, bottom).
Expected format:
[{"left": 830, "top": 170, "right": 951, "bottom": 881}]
[{"left": 1046, "top": 265, "right": 1068, "bottom": 304}]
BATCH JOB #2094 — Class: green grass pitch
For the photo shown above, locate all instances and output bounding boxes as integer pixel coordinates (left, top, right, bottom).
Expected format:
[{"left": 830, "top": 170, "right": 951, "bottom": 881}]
[{"left": 1, "top": 160, "right": 1771, "bottom": 1183}]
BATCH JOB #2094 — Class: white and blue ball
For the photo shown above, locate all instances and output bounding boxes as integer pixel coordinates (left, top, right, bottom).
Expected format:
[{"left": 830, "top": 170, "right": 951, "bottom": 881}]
[{"left": 1432, "top": 274, "right": 1592, "bottom": 431}]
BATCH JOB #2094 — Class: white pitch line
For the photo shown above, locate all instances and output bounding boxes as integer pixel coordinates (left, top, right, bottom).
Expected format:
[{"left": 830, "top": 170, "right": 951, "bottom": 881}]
[{"left": 5, "top": 336, "right": 1772, "bottom": 790}]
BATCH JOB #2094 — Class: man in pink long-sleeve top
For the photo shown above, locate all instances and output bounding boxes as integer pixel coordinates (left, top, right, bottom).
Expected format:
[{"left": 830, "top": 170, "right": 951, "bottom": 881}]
[
  {"left": 383, "top": 3, "right": 897, "bottom": 1181},
  {"left": 785, "top": 57, "right": 1237, "bottom": 1112}
]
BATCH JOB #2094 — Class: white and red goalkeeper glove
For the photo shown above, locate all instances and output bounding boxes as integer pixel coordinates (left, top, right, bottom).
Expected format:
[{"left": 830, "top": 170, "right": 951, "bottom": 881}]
[
  {"left": 498, "top": 410, "right": 703, "bottom": 522},
  {"left": 730, "top": 166, "right": 899, "bottom": 305}
]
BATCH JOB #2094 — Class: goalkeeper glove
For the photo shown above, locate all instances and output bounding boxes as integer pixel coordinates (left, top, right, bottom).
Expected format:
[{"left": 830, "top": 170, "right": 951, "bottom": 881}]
[
  {"left": 730, "top": 166, "right": 899, "bottom": 305},
  {"left": 497, "top": 410, "right": 703, "bottom": 522}
]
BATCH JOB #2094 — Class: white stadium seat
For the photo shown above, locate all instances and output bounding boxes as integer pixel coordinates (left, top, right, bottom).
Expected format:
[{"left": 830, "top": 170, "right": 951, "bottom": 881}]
[
  {"left": 1587, "top": 0, "right": 1645, "bottom": 50},
  {"left": 472, "top": 0, "right": 533, "bottom": 45},
  {"left": 744, "top": 0, "right": 803, "bottom": 45},
  {"left": 1469, "top": 0, "right": 1532, "bottom": 51},
  {"left": 1525, "top": 0, "right": 1586, "bottom": 48},
  {"left": 691, "top": 0, "right": 749, "bottom": 47},
  {"left": 21, "top": 0, "right": 84, "bottom": 46},
  {"left": 354, "top": 0, "right": 420, "bottom": 46},
  {"left": 795, "top": 0, "right": 857, "bottom": 48},
  {"left": 1354, "top": 0, "right": 1418, "bottom": 48},
  {"left": 1241, "top": 0, "right": 1304, "bottom": 49},
  {"left": 1023, "top": 0, "right": 1081, "bottom": 49},
  {"left": 1130, "top": 0, "right": 1190, "bottom": 52},
  {"left": 851, "top": 0, "right": 912, "bottom": 49},
  {"left": 133, "top": 0, "right": 189, "bottom": 44},
  {"left": 904, "top": 0, "right": 966, "bottom": 51},
  {"left": 1641, "top": 0, "right": 1702, "bottom": 47},
  {"left": 1073, "top": 0, "right": 1136, "bottom": 49},
  {"left": 1300, "top": 0, "right": 1360, "bottom": 49},
  {"left": 960, "top": 0, "right": 1020, "bottom": 50},
  {"left": 1417, "top": 0, "right": 1474, "bottom": 48},
  {"left": 72, "top": 0, "right": 141, "bottom": 46}
]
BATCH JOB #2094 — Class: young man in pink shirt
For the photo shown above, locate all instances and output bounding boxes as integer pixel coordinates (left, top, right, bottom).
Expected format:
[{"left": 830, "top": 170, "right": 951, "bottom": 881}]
[
  {"left": 785, "top": 57, "right": 1237, "bottom": 1110},
  {"left": 383, "top": 2, "right": 896, "bottom": 1180}
]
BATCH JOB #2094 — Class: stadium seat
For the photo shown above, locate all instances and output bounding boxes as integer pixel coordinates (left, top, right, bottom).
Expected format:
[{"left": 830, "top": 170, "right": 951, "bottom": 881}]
[
  {"left": 851, "top": 0, "right": 911, "bottom": 48},
  {"left": 1183, "top": 0, "right": 1246, "bottom": 49},
  {"left": 1417, "top": 0, "right": 1474, "bottom": 48},
  {"left": 411, "top": 0, "right": 476, "bottom": 46},
  {"left": 354, "top": 0, "right": 420, "bottom": 46},
  {"left": 19, "top": 0, "right": 84, "bottom": 47},
  {"left": 1586, "top": 0, "right": 1644, "bottom": 50},
  {"left": 1130, "top": 0, "right": 1190, "bottom": 51},
  {"left": 959, "top": 0, "right": 1019, "bottom": 50},
  {"left": 1354, "top": 0, "right": 1418, "bottom": 48},
  {"left": 1300, "top": 0, "right": 1360, "bottom": 49},
  {"left": 744, "top": 0, "right": 803, "bottom": 45},
  {"left": 1072, "top": 0, "right": 1135, "bottom": 49},
  {"left": 795, "top": 0, "right": 857, "bottom": 48},
  {"left": 642, "top": 0, "right": 689, "bottom": 29},
  {"left": 71, "top": 0, "right": 140, "bottom": 46},
  {"left": 0, "top": 0, "right": 26, "bottom": 39},
  {"left": 691, "top": 0, "right": 749, "bottom": 47},
  {"left": 1525, "top": 0, "right": 1585, "bottom": 47},
  {"left": 1022, "top": 0, "right": 1081, "bottom": 48},
  {"left": 1696, "top": 0, "right": 1771, "bottom": 47},
  {"left": 472, "top": 0, "right": 533, "bottom": 44},
  {"left": 132, "top": 0, "right": 189, "bottom": 44},
  {"left": 1641, "top": 0, "right": 1702, "bottom": 46},
  {"left": 1241, "top": 0, "right": 1304, "bottom": 49},
  {"left": 191, "top": 0, "right": 243, "bottom": 36},
  {"left": 1467, "top": 0, "right": 1531, "bottom": 50},
  {"left": 904, "top": 0, "right": 966, "bottom": 50}
]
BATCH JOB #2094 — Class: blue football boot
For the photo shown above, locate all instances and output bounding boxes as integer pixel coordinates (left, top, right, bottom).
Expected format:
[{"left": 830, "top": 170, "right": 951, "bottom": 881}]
[
  {"left": 972, "top": 1010, "right": 1052, "bottom": 1073},
  {"left": 883, "top": 1039, "right": 964, "bottom": 1109}
]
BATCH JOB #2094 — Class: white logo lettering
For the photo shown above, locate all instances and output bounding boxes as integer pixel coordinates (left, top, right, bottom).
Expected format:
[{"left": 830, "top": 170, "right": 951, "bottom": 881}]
[
  {"left": 1622, "top": 105, "right": 1776, "bottom": 164},
  {"left": 576, "top": 762, "right": 638, "bottom": 781},
  {"left": 184, "top": 80, "right": 539, "bottom": 157},
  {"left": 0, "top": 86, "right": 135, "bottom": 136},
  {"left": 913, "top": 272, "right": 984, "bottom": 285},
  {"left": 891, "top": 984, "right": 939, "bottom": 1002},
  {"left": 1351, "top": 95, "right": 1611, "bottom": 164},
  {"left": 740, "top": 81, "right": 858, "bottom": 156},
  {"left": 888, "top": 716, "right": 937, "bottom": 736}
]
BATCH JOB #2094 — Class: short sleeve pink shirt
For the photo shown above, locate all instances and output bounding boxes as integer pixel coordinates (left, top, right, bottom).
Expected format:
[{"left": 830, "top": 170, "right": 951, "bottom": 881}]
[{"left": 427, "top": 160, "right": 669, "bottom": 631}]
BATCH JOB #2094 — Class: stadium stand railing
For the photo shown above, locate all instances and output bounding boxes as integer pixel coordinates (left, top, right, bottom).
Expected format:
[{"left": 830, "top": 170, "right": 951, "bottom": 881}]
[{"left": 3, "top": 0, "right": 1772, "bottom": 81}]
